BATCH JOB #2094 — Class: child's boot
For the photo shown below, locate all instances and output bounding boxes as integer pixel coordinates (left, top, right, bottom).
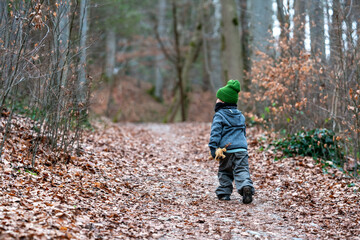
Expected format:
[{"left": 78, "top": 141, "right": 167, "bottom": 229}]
[
  {"left": 242, "top": 186, "right": 252, "bottom": 204},
  {"left": 217, "top": 195, "right": 231, "bottom": 201}
]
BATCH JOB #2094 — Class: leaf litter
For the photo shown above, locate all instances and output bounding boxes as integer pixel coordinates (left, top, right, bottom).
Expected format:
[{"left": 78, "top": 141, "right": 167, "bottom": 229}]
[{"left": 0, "top": 116, "right": 359, "bottom": 239}]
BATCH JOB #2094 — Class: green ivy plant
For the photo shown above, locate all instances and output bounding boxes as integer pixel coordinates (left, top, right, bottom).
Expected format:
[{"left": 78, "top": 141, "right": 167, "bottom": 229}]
[{"left": 274, "top": 128, "right": 345, "bottom": 165}]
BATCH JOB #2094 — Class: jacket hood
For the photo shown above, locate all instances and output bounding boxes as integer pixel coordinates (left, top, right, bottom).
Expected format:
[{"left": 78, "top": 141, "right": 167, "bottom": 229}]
[{"left": 217, "top": 108, "right": 245, "bottom": 127}]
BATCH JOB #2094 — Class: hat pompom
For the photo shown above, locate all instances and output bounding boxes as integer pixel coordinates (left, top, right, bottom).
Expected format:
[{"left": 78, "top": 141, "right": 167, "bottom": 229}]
[{"left": 227, "top": 79, "right": 241, "bottom": 92}]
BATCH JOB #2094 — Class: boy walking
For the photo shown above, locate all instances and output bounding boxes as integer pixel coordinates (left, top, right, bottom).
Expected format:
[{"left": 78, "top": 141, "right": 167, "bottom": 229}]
[{"left": 209, "top": 80, "right": 255, "bottom": 204}]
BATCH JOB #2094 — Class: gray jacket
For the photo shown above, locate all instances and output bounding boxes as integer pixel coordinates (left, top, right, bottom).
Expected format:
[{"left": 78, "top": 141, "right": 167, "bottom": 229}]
[{"left": 209, "top": 106, "right": 247, "bottom": 157}]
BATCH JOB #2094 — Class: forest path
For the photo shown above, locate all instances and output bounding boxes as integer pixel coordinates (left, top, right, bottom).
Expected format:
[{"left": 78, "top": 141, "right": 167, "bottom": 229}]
[
  {"left": 1, "top": 121, "right": 358, "bottom": 239},
  {"left": 126, "top": 123, "right": 305, "bottom": 239}
]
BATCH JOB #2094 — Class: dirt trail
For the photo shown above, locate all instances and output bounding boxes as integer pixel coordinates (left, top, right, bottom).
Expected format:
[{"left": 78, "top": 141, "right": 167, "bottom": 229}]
[
  {"left": 1, "top": 121, "right": 358, "bottom": 239},
  {"left": 137, "top": 123, "right": 305, "bottom": 239}
]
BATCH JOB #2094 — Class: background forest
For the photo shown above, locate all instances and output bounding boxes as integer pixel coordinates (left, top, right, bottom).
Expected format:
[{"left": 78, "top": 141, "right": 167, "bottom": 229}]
[{"left": 2, "top": 0, "right": 359, "bottom": 172}]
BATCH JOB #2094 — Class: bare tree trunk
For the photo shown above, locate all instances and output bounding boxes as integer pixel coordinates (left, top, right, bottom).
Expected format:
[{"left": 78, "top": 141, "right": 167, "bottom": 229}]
[
  {"left": 221, "top": 0, "right": 244, "bottom": 85},
  {"left": 155, "top": 0, "right": 166, "bottom": 101},
  {"left": 358, "top": 8, "right": 360, "bottom": 52},
  {"left": 201, "top": 0, "right": 211, "bottom": 91},
  {"left": 78, "top": 0, "right": 89, "bottom": 103},
  {"left": 105, "top": 28, "right": 116, "bottom": 117},
  {"left": 105, "top": 30, "right": 116, "bottom": 80},
  {"left": 180, "top": 23, "right": 202, "bottom": 120},
  {"left": 330, "top": 0, "right": 343, "bottom": 64},
  {"left": 344, "top": 0, "right": 355, "bottom": 53},
  {"left": 51, "top": 0, "right": 71, "bottom": 131},
  {"left": 210, "top": 0, "right": 222, "bottom": 90},
  {"left": 0, "top": 0, "right": 9, "bottom": 96},
  {"left": 0, "top": 1, "right": 7, "bottom": 47},
  {"left": 164, "top": 1, "right": 203, "bottom": 122},
  {"left": 293, "top": 0, "right": 306, "bottom": 55},
  {"left": 309, "top": 0, "right": 325, "bottom": 62},
  {"left": 168, "top": 27, "right": 202, "bottom": 122},
  {"left": 276, "top": 0, "right": 290, "bottom": 57},
  {"left": 250, "top": 0, "right": 273, "bottom": 59},
  {"left": 56, "top": 0, "right": 71, "bottom": 87},
  {"left": 239, "top": 0, "right": 251, "bottom": 76},
  {"left": 200, "top": 0, "right": 216, "bottom": 92},
  {"left": 172, "top": 0, "right": 185, "bottom": 121}
]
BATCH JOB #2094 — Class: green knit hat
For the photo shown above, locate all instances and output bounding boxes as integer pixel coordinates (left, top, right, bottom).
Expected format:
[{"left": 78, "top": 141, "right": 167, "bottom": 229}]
[{"left": 216, "top": 80, "right": 241, "bottom": 104}]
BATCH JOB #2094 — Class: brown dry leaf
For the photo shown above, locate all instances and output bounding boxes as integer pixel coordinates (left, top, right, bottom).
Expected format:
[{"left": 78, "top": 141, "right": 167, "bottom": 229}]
[{"left": 0, "top": 116, "right": 359, "bottom": 239}]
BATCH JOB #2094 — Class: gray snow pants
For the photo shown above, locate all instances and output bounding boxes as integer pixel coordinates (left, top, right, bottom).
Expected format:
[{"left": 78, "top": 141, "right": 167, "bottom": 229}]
[{"left": 216, "top": 151, "right": 255, "bottom": 197}]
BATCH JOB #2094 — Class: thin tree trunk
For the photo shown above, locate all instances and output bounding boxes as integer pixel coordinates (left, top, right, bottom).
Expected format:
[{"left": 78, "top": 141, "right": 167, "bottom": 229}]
[
  {"left": 356, "top": 0, "right": 360, "bottom": 51},
  {"left": 344, "top": 0, "right": 355, "bottom": 53},
  {"left": 105, "top": 28, "right": 116, "bottom": 117},
  {"left": 105, "top": 30, "right": 116, "bottom": 80},
  {"left": 330, "top": 0, "right": 343, "bottom": 65},
  {"left": 0, "top": 0, "right": 9, "bottom": 102},
  {"left": 250, "top": 0, "right": 273, "bottom": 59},
  {"left": 201, "top": 0, "right": 216, "bottom": 92},
  {"left": 355, "top": 123, "right": 359, "bottom": 177},
  {"left": 165, "top": 1, "right": 203, "bottom": 122},
  {"left": 210, "top": 0, "right": 222, "bottom": 90},
  {"left": 276, "top": 0, "right": 290, "bottom": 57},
  {"left": 155, "top": 0, "right": 166, "bottom": 101},
  {"left": 172, "top": 0, "right": 185, "bottom": 121},
  {"left": 221, "top": 0, "right": 244, "bottom": 85},
  {"left": 0, "top": 0, "right": 7, "bottom": 47},
  {"left": 57, "top": 0, "right": 70, "bottom": 87},
  {"left": 239, "top": 0, "right": 251, "bottom": 76},
  {"left": 78, "top": 0, "right": 89, "bottom": 103},
  {"left": 181, "top": 23, "right": 202, "bottom": 120},
  {"left": 294, "top": 0, "right": 306, "bottom": 55},
  {"left": 309, "top": 0, "right": 326, "bottom": 62}
]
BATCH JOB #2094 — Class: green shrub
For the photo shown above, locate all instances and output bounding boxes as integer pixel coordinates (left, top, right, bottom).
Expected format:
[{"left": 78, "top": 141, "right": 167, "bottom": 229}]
[{"left": 274, "top": 128, "right": 345, "bottom": 165}]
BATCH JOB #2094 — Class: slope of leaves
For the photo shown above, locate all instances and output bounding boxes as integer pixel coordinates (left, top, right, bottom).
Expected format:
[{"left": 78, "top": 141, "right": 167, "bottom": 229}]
[
  {"left": 90, "top": 77, "right": 215, "bottom": 123},
  {"left": 0, "top": 116, "right": 359, "bottom": 239}
]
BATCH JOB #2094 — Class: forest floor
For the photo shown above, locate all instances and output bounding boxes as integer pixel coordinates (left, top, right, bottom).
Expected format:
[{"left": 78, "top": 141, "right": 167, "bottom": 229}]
[{"left": 0, "top": 117, "right": 360, "bottom": 239}]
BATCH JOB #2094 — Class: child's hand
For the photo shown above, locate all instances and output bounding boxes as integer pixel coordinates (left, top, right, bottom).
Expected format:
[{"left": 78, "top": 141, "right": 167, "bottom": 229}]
[
  {"left": 209, "top": 150, "right": 214, "bottom": 160},
  {"left": 210, "top": 148, "right": 216, "bottom": 159}
]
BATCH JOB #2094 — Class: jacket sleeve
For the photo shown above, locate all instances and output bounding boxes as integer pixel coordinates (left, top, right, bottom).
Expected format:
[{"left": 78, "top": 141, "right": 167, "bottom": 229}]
[{"left": 209, "top": 113, "right": 223, "bottom": 157}]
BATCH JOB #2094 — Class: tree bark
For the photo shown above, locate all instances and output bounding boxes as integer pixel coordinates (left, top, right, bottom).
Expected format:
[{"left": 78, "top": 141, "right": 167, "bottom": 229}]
[
  {"left": 57, "top": 0, "right": 71, "bottom": 86},
  {"left": 105, "top": 29, "right": 116, "bottom": 80},
  {"left": 357, "top": 4, "right": 360, "bottom": 52},
  {"left": 105, "top": 28, "right": 116, "bottom": 117},
  {"left": 155, "top": 0, "right": 166, "bottom": 101},
  {"left": 330, "top": 0, "right": 343, "bottom": 64},
  {"left": 172, "top": 0, "right": 185, "bottom": 121},
  {"left": 168, "top": 25, "right": 202, "bottom": 122},
  {"left": 78, "top": 0, "right": 89, "bottom": 103},
  {"left": 0, "top": 1, "right": 7, "bottom": 47},
  {"left": 181, "top": 23, "right": 202, "bottom": 119},
  {"left": 344, "top": 0, "right": 356, "bottom": 53},
  {"left": 164, "top": 1, "right": 203, "bottom": 122},
  {"left": 209, "top": 0, "right": 222, "bottom": 90},
  {"left": 201, "top": 0, "right": 216, "bottom": 92},
  {"left": 239, "top": 0, "right": 251, "bottom": 75},
  {"left": 221, "top": 0, "right": 244, "bottom": 86},
  {"left": 276, "top": 0, "right": 290, "bottom": 57},
  {"left": 250, "top": 0, "right": 273, "bottom": 60},
  {"left": 293, "top": 0, "right": 306, "bottom": 55},
  {"left": 309, "top": 0, "right": 325, "bottom": 62},
  {"left": 0, "top": 0, "right": 9, "bottom": 91}
]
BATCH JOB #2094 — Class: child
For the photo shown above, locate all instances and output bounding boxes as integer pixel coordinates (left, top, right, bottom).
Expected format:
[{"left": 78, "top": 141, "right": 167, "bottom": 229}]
[{"left": 209, "top": 79, "right": 254, "bottom": 204}]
